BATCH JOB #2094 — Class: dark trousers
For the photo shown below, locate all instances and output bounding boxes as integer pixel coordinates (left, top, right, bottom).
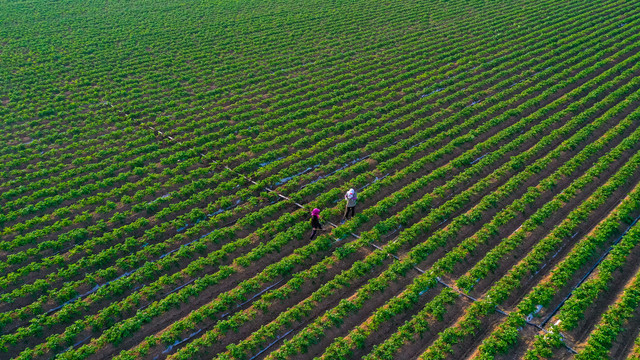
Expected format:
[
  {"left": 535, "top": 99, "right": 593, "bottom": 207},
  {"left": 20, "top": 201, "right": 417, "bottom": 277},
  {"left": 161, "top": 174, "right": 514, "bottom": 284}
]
[
  {"left": 344, "top": 206, "right": 355, "bottom": 219},
  {"left": 310, "top": 227, "right": 322, "bottom": 239}
]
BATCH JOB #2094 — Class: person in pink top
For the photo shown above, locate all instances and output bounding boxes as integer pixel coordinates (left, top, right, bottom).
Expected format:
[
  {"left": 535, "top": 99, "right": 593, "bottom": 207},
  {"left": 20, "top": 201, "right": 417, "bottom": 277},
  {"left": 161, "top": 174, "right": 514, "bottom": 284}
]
[{"left": 310, "top": 208, "right": 323, "bottom": 239}]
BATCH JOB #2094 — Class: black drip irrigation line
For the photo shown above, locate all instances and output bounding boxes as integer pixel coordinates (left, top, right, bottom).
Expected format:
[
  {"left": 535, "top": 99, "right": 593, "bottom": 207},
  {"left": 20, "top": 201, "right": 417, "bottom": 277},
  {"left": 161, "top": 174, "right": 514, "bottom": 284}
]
[
  {"left": 147, "top": 279, "right": 289, "bottom": 358},
  {"left": 348, "top": 220, "right": 560, "bottom": 344},
  {"left": 159, "top": 329, "right": 202, "bottom": 356},
  {"left": 359, "top": 222, "right": 575, "bottom": 354},
  {"left": 512, "top": 213, "right": 640, "bottom": 354},
  {"left": 363, "top": 234, "right": 577, "bottom": 353},
  {"left": 220, "top": 278, "right": 286, "bottom": 319},
  {"left": 140, "top": 122, "right": 575, "bottom": 354},
  {"left": 435, "top": 276, "right": 578, "bottom": 354},
  {"left": 248, "top": 327, "right": 298, "bottom": 360},
  {"left": 538, "top": 212, "right": 640, "bottom": 329},
  {"left": 57, "top": 335, "right": 92, "bottom": 356},
  {"left": 513, "top": 211, "right": 640, "bottom": 355}
]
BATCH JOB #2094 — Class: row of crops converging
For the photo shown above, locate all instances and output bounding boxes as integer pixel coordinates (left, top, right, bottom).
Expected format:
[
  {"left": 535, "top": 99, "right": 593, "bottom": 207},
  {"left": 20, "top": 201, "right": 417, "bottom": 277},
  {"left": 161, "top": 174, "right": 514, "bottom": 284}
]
[{"left": 2, "top": 0, "right": 640, "bottom": 359}]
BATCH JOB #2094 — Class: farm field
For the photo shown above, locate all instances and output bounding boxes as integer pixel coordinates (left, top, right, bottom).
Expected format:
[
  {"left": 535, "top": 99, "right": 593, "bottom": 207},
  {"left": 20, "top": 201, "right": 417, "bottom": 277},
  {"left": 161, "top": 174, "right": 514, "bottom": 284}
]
[{"left": 3, "top": 0, "right": 640, "bottom": 359}]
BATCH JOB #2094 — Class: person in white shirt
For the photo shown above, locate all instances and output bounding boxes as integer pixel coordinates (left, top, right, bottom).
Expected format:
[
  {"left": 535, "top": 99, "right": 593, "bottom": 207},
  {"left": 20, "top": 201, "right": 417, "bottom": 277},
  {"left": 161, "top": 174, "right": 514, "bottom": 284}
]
[{"left": 343, "top": 188, "right": 357, "bottom": 221}]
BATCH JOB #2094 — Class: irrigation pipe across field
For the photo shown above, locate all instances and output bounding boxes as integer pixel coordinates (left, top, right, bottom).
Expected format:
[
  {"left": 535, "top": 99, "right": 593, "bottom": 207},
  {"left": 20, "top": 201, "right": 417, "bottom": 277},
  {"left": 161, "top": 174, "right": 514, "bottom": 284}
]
[{"left": 143, "top": 122, "right": 580, "bottom": 355}]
